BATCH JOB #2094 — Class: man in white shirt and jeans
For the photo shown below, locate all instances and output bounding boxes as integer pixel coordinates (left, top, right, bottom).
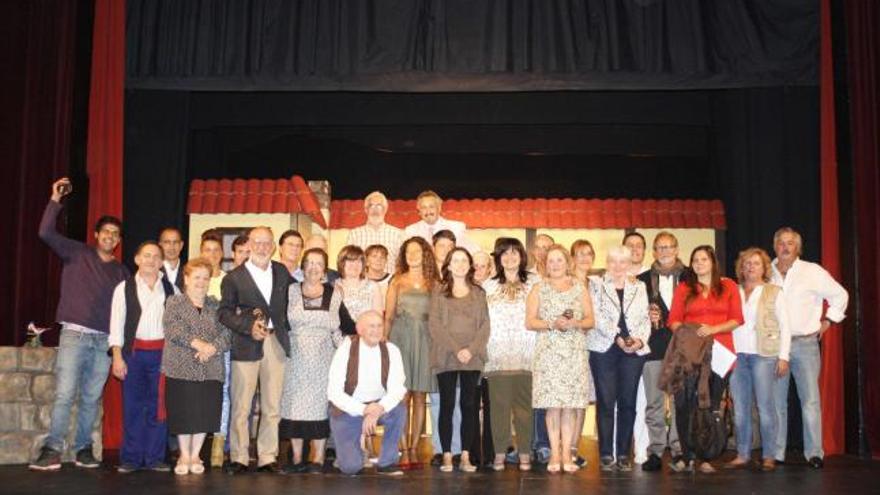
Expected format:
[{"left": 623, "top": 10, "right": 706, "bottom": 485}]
[
  {"left": 328, "top": 311, "right": 407, "bottom": 476},
  {"left": 771, "top": 227, "right": 848, "bottom": 469}
]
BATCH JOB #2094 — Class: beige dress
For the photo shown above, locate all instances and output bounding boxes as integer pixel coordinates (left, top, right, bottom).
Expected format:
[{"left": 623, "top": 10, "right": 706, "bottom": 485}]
[{"left": 532, "top": 281, "right": 590, "bottom": 408}]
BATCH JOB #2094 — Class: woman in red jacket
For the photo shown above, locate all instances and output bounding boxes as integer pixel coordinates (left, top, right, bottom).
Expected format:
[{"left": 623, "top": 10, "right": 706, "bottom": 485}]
[{"left": 667, "top": 245, "right": 743, "bottom": 474}]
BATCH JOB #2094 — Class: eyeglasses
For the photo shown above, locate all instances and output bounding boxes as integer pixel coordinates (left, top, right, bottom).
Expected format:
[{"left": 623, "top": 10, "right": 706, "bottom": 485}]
[{"left": 655, "top": 245, "right": 677, "bottom": 251}]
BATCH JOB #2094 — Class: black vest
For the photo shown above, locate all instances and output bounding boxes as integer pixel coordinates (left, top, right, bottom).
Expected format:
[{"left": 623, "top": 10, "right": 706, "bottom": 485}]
[{"left": 122, "top": 276, "right": 174, "bottom": 354}]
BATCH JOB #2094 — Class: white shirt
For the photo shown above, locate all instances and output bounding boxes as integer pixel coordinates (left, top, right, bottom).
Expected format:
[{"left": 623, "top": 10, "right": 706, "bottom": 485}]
[
  {"left": 346, "top": 223, "right": 403, "bottom": 273},
  {"left": 732, "top": 284, "right": 792, "bottom": 360},
  {"left": 109, "top": 272, "right": 175, "bottom": 348},
  {"left": 404, "top": 216, "right": 478, "bottom": 253},
  {"left": 163, "top": 259, "right": 181, "bottom": 285},
  {"left": 658, "top": 273, "right": 675, "bottom": 310},
  {"left": 245, "top": 259, "right": 276, "bottom": 329},
  {"left": 771, "top": 257, "right": 848, "bottom": 336},
  {"left": 327, "top": 337, "right": 407, "bottom": 417}
]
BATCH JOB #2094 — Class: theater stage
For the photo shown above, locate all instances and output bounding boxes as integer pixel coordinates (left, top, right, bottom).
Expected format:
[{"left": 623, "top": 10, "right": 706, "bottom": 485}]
[{"left": 3, "top": 455, "right": 878, "bottom": 495}]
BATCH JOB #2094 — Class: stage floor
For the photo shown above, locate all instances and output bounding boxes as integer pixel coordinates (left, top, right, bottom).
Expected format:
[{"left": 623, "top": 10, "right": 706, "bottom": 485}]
[{"left": 3, "top": 454, "right": 879, "bottom": 495}]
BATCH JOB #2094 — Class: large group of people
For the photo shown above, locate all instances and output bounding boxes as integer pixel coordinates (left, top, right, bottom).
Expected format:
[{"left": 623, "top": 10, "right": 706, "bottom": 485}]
[{"left": 29, "top": 179, "right": 850, "bottom": 478}]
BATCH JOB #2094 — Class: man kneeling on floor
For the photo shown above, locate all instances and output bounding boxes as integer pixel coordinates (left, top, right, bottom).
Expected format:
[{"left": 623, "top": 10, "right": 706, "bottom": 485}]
[{"left": 328, "top": 310, "right": 407, "bottom": 476}]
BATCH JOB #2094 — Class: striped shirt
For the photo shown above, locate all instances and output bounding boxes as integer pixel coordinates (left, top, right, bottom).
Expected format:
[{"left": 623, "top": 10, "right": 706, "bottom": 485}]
[{"left": 346, "top": 223, "right": 403, "bottom": 273}]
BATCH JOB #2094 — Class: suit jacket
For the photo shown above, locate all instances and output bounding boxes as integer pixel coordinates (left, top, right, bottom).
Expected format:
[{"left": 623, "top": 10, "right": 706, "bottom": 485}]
[
  {"left": 638, "top": 262, "right": 685, "bottom": 361},
  {"left": 218, "top": 261, "right": 292, "bottom": 361},
  {"left": 160, "top": 264, "right": 185, "bottom": 290}
]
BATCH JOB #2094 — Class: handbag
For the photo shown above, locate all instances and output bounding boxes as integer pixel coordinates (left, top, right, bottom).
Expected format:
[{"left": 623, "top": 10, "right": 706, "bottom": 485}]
[{"left": 690, "top": 383, "right": 732, "bottom": 460}]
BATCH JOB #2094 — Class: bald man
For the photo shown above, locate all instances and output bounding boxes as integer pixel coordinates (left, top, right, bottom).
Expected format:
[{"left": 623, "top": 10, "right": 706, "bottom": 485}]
[{"left": 328, "top": 311, "right": 407, "bottom": 476}]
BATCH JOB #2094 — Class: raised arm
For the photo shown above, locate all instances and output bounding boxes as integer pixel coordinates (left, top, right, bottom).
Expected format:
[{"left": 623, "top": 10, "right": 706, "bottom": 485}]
[{"left": 38, "top": 179, "right": 84, "bottom": 261}]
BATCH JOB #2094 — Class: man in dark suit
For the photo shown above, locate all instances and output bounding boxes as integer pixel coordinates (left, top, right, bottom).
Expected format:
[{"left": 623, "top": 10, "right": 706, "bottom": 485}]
[
  {"left": 159, "top": 227, "right": 185, "bottom": 290},
  {"left": 638, "top": 231, "right": 686, "bottom": 472},
  {"left": 218, "top": 226, "right": 292, "bottom": 474}
]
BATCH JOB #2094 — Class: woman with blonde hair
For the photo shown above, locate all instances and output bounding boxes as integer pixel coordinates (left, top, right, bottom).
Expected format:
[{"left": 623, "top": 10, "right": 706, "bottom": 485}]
[
  {"left": 526, "top": 244, "right": 594, "bottom": 473},
  {"left": 726, "top": 247, "right": 790, "bottom": 471}
]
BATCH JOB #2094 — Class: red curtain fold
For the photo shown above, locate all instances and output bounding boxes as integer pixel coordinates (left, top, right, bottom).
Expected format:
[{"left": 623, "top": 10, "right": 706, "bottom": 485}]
[
  {"left": 819, "top": 0, "right": 845, "bottom": 456},
  {"left": 89, "top": 0, "right": 126, "bottom": 451},
  {"left": 844, "top": 0, "right": 880, "bottom": 458}
]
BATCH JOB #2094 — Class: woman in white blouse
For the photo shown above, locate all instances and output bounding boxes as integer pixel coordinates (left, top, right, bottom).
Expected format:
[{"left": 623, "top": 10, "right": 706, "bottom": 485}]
[
  {"left": 482, "top": 238, "right": 539, "bottom": 471},
  {"left": 587, "top": 245, "right": 651, "bottom": 472},
  {"left": 727, "top": 247, "right": 790, "bottom": 472}
]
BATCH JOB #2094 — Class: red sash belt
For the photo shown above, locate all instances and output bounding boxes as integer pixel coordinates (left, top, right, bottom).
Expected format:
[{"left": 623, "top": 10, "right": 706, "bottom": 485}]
[{"left": 132, "top": 338, "right": 166, "bottom": 422}]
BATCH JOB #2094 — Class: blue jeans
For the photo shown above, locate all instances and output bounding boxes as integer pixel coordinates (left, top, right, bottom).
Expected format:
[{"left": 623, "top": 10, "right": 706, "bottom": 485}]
[
  {"left": 533, "top": 409, "right": 550, "bottom": 458},
  {"left": 45, "top": 328, "right": 111, "bottom": 453},
  {"left": 590, "top": 345, "right": 646, "bottom": 458},
  {"left": 774, "top": 336, "right": 823, "bottom": 460},
  {"left": 730, "top": 353, "right": 777, "bottom": 459},
  {"left": 331, "top": 404, "right": 406, "bottom": 474},
  {"left": 430, "top": 390, "right": 461, "bottom": 454}
]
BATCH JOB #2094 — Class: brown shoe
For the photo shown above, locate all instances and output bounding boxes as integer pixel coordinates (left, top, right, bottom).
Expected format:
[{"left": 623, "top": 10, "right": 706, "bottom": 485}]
[{"left": 761, "top": 459, "right": 776, "bottom": 472}]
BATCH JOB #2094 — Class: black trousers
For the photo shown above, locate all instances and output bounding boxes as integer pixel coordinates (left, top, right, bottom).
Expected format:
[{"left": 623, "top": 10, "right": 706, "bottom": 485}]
[{"left": 437, "top": 370, "right": 481, "bottom": 453}]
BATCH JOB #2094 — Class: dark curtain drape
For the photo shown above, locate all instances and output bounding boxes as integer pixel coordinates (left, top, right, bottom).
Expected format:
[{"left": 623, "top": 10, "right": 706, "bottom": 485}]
[
  {"left": 844, "top": 0, "right": 880, "bottom": 458},
  {"left": 0, "top": 1, "right": 88, "bottom": 346},
  {"left": 126, "top": 0, "right": 818, "bottom": 91}
]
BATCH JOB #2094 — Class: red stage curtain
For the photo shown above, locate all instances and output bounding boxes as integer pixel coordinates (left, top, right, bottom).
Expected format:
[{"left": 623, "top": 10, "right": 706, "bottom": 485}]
[
  {"left": 844, "top": 0, "right": 880, "bottom": 458},
  {"left": 89, "top": 0, "right": 126, "bottom": 451},
  {"left": 819, "top": 0, "right": 845, "bottom": 456}
]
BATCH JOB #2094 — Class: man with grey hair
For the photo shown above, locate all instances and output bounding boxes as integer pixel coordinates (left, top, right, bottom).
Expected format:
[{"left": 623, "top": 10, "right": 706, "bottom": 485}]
[
  {"left": 218, "top": 226, "right": 292, "bottom": 474},
  {"left": 404, "top": 190, "right": 477, "bottom": 253},
  {"left": 346, "top": 191, "right": 403, "bottom": 273},
  {"left": 771, "top": 227, "right": 848, "bottom": 469}
]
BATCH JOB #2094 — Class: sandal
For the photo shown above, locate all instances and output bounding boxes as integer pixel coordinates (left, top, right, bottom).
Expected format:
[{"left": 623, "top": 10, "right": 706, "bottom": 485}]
[
  {"left": 546, "top": 463, "right": 561, "bottom": 473},
  {"left": 190, "top": 459, "right": 205, "bottom": 475},
  {"left": 440, "top": 453, "right": 454, "bottom": 472},
  {"left": 174, "top": 457, "right": 190, "bottom": 475},
  {"left": 563, "top": 463, "right": 579, "bottom": 473},
  {"left": 518, "top": 461, "right": 532, "bottom": 471}
]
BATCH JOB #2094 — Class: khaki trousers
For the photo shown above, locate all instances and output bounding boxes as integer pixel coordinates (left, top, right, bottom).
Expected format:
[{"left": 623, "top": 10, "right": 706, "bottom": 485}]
[{"left": 229, "top": 334, "right": 285, "bottom": 466}]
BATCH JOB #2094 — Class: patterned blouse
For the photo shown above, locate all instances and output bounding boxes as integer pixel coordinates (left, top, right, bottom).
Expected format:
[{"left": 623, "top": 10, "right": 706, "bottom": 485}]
[
  {"left": 161, "top": 294, "right": 232, "bottom": 382},
  {"left": 482, "top": 273, "right": 540, "bottom": 374}
]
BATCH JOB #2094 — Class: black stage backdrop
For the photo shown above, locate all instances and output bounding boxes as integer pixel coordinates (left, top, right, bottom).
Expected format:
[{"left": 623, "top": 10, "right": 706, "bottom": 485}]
[
  {"left": 124, "top": 88, "right": 820, "bottom": 274},
  {"left": 126, "top": 0, "right": 818, "bottom": 91}
]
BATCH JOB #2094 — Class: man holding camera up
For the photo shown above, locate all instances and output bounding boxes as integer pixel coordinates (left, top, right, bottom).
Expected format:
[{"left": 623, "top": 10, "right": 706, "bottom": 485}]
[{"left": 30, "top": 178, "right": 130, "bottom": 471}]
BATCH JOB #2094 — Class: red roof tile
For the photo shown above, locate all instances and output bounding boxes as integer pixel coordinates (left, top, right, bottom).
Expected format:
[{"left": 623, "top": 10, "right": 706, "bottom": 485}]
[
  {"left": 187, "top": 175, "right": 327, "bottom": 228},
  {"left": 329, "top": 197, "right": 726, "bottom": 230}
]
